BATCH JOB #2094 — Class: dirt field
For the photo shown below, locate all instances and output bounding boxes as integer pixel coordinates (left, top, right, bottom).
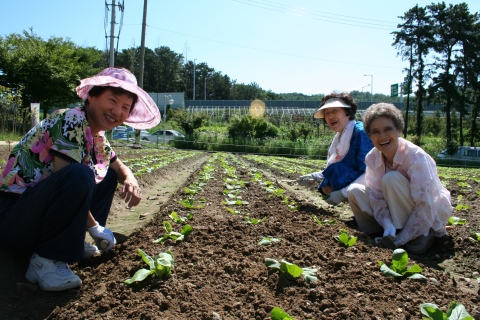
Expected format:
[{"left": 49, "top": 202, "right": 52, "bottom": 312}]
[{"left": 0, "top": 145, "right": 479, "bottom": 320}]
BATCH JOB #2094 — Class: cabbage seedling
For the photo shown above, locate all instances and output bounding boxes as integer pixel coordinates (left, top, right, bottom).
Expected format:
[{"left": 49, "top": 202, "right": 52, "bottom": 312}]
[
  {"left": 378, "top": 249, "right": 426, "bottom": 280},
  {"left": 448, "top": 216, "right": 467, "bottom": 225},
  {"left": 420, "top": 301, "right": 473, "bottom": 320},
  {"left": 169, "top": 211, "right": 193, "bottom": 223},
  {"left": 258, "top": 237, "right": 282, "bottom": 246},
  {"left": 469, "top": 230, "right": 480, "bottom": 242},
  {"left": 312, "top": 215, "right": 336, "bottom": 226},
  {"left": 334, "top": 229, "right": 357, "bottom": 247},
  {"left": 271, "top": 307, "right": 295, "bottom": 320},
  {"left": 153, "top": 221, "right": 193, "bottom": 244},
  {"left": 124, "top": 250, "right": 174, "bottom": 284},
  {"left": 265, "top": 258, "right": 318, "bottom": 284},
  {"left": 244, "top": 216, "right": 266, "bottom": 225}
]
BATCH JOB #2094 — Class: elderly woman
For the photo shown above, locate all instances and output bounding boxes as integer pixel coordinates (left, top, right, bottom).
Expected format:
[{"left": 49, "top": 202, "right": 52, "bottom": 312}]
[
  {"left": 0, "top": 68, "right": 160, "bottom": 291},
  {"left": 349, "top": 103, "right": 452, "bottom": 254},
  {"left": 298, "top": 92, "right": 374, "bottom": 206}
]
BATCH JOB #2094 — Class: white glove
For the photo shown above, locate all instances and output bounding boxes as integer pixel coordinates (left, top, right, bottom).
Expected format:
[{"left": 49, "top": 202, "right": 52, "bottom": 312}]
[
  {"left": 325, "top": 190, "right": 347, "bottom": 206},
  {"left": 87, "top": 222, "right": 117, "bottom": 251},
  {"left": 383, "top": 224, "right": 396, "bottom": 238},
  {"left": 297, "top": 172, "right": 324, "bottom": 186}
]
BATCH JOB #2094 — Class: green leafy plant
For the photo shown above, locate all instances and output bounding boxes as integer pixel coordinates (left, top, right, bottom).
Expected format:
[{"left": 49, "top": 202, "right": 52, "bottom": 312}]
[
  {"left": 378, "top": 249, "right": 426, "bottom": 280},
  {"left": 265, "top": 258, "right": 318, "bottom": 284},
  {"left": 225, "top": 207, "right": 241, "bottom": 215},
  {"left": 154, "top": 221, "right": 193, "bottom": 244},
  {"left": 124, "top": 250, "right": 174, "bottom": 284},
  {"left": 455, "top": 204, "right": 471, "bottom": 211},
  {"left": 312, "top": 215, "right": 336, "bottom": 226},
  {"left": 469, "top": 231, "right": 480, "bottom": 242},
  {"left": 223, "top": 198, "right": 249, "bottom": 205},
  {"left": 334, "top": 229, "right": 357, "bottom": 247},
  {"left": 271, "top": 307, "right": 295, "bottom": 320},
  {"left": 448, "top": 216, "right": 467, "bottom": 225},
  {"left": 179, "top": 195, "right": 205, "bottom": 209},
  {"left": 258, "top": 237, "right": 282, "bottom": 246},
  {"left": 420, "top": 301, "right": 473, "bottom": 320},
  {"left": 244, "top": 216, "right": 266, "bottom": 225},
  {"left": 169, "top": 211, "right": 193, "bottom": 223}
]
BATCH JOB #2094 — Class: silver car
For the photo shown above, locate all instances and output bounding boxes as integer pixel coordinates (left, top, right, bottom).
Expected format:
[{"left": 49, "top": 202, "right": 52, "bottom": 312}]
[{"left": 147, "top": 130, "right": 185, "bottom": 144}]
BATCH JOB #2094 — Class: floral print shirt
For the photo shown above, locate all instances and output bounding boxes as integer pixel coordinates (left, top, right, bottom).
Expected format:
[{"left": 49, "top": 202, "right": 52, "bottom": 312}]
[
  {"left": 0, "top": 107, "right": 116, "bottom": 194},
  {"left": 365, "top": 138, "right": 452, "bottom": 245}
]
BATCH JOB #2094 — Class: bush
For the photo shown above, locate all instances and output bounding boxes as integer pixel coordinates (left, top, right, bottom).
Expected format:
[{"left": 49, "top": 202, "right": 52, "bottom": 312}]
[{"left": 227, "top": 115, "right": 278, "bottom": 141}]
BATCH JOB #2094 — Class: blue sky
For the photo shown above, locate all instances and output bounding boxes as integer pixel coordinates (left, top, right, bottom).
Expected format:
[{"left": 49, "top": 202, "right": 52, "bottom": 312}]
[{"left": 2, "top": 0, "right": 479, "bottom": 96}]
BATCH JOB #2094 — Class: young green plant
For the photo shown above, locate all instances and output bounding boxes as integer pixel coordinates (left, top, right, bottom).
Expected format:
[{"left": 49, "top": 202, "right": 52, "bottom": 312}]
[
  {"left": 420, "top": 301, "right": 473, "bottom": 320},
  {"left": 378, "top": 249, "right": 426, "bottom": 280},
  {"left": 258, "top": 237, "right": 282, "bottom": 246},
  {"left": 448, "top": 216, "right": 467, "bottom": 225},
  {"left": 169, "top": 211, "right": 193, "bottom": 223},
  {"left": 265, "top": 258, "right": 318, "bottom": 284},
  {"left": 271, "top": 307, "right": 295, "bottom": 320},
  {"left": 124, "top": 249, "right": 174, "bottom": 284},
  {"left": 312, "top": 214, "right": 336, "bottom": 226},
  {"left": 334, "top": 229, "right": 357, "bottom": 247},
  {"left": 469, "top": 230, "right": 480, "bottom": 242},
  {"left": 154, "top": 221, "right": 193, "bottom": 244}
]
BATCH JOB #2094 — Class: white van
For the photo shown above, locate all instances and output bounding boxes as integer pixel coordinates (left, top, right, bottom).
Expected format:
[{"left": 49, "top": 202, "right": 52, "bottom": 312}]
[{"left": 437, "top": 146, "right": 480, "bottom": 162}]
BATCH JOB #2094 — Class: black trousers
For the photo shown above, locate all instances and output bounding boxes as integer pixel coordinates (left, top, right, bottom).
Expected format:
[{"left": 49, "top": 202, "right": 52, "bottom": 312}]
[{"left": 0, "top": 163, "right": 117, "bottom": 263}]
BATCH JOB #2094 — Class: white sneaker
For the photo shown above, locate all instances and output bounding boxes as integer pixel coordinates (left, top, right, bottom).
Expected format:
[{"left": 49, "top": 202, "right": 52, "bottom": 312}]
[
  {"left": 25, "top": 253, "right": 82, "bottom": 291},
  {"left": 84, "top": 241, "right": 100, "bottom": 258}
]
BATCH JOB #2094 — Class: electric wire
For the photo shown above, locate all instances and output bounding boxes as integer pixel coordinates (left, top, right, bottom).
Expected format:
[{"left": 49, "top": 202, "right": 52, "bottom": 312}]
[
  {"left": 237, "top": 0, "right": 398, "bottom": 25},
  {"left": 141, "top": 24, "right": 402, "bottom": 70},
  {"left": 231, "top": 0, "right": 398, "bottom": 30}
]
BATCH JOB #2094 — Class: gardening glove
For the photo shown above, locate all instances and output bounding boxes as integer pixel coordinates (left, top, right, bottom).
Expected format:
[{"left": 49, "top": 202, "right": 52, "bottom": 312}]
[
  {"left": 87, "top": 222, "right": 116, "bottom": 252},
  {"left": 325, "top": 190, "right": 347, "bottom": 206},
  {"left": 297, "top": 172, "right": 324, "bottom": 186},
  {"left": 383, "top": 224, "right": 397, "bottom": 238}
]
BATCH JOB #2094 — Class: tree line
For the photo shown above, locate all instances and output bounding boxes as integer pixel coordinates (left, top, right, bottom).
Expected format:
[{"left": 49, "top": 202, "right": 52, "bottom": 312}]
[
  {"left": 393, "top": 1, "right": 480, "bottom": 146},
  {"left": 2, "top": 1, "right": 480, "bottom": 148}
]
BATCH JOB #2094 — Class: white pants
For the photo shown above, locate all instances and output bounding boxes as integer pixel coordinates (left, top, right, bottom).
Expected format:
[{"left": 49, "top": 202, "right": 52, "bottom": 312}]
[{"left": 348, "top": 171, "right": 414, "bottom": 234}]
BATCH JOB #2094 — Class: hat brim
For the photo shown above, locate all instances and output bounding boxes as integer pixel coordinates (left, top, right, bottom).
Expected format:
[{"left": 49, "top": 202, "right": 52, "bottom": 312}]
[
  {"left": 314, "top": 99, "right": 350, "bottom": 119},
  {"left": 76, "top": 75, "right": 161, "bottom": 130}
]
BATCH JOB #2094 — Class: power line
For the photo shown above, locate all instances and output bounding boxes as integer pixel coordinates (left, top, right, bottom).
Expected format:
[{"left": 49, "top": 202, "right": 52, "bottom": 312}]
[
  {"left": 242, "top": 0, "right": 398, "bottom": 24},
  {"left": 231, "top": 0, "right": 398, "bottom": 30},
  {"left": 142, "top": 24, "right": 402, "bottom": 70}
]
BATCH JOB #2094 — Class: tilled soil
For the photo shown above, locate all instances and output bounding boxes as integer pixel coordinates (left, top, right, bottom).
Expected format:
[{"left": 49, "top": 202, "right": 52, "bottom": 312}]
[{"left": 0, "top": 148, "right": 479, "bottom": 320}]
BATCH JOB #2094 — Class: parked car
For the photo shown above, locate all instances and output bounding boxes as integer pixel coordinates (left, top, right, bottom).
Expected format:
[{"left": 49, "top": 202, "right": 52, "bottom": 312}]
[
  {"left": 112, "top": 132, "right": 135, "bottom": 142},
  {"left": 437, "top": 146, "right": 480, "bottom": 162},
  {"left": 123, "top": 127, "right": 150, "bottom": 141},
  {"left": 147, "top": 130, "right": 185, "bottom": 144},
  {"left": 112, "top": 126, "right": 127, "bottom": 135}
]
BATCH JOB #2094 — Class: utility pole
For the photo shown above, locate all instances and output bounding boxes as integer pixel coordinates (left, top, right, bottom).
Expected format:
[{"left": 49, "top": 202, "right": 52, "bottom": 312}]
[
  {"left": 136, "top": 0, "right": 148, "bottom": 144},
  {"left": 193, "top": 59, "right": 196, "bottom": 101},
  {"left": 138, "top": 0, "right": 147, "bottom": 88},
  {"left": 109, "top": 0, "right": 116, "bottom": 67}
]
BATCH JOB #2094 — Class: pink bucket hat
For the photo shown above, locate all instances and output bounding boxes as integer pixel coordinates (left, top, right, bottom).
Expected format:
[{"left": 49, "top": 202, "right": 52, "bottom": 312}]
[{"left": 76, "top": 68, "right": 160, "bottom": 129}]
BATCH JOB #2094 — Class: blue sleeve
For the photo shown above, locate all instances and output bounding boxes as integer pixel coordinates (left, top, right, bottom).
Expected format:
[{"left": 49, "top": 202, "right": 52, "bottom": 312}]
[{"left": 318, "top": 122, "right": 374, "bottom": 191}]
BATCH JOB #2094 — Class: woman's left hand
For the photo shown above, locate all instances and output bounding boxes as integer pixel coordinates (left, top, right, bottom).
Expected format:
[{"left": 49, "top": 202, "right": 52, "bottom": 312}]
[
  {"left": 122, "top": 179, "right": 142, "bottom": 208},
  {"left": 322, "top": 185, "right": 334, "bottom": 195}
]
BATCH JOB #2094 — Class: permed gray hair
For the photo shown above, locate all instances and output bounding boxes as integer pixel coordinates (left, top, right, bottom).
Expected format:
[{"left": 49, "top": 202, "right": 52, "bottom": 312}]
[{"left": 362, "top": 103, "right": 405, "bottom": 135}]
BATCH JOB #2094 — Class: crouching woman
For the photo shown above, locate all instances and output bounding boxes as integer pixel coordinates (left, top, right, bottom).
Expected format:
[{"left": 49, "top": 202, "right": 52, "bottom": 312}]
[{"left": 349, "top": 103, "right": 452, "bottom": 254}]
